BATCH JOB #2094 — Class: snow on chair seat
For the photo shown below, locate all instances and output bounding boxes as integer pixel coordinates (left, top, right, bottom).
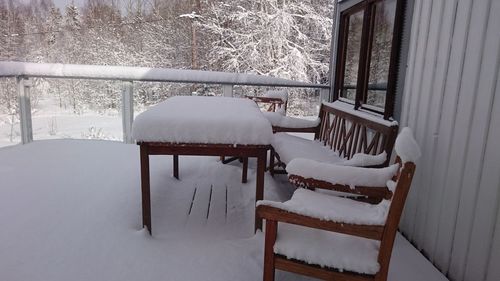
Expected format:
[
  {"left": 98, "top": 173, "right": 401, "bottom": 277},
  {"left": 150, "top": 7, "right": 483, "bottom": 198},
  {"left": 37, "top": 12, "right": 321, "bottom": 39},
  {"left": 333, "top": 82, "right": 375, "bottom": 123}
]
[
  {"left": 269, "top": 101, "right": 399, "bottom": 175},
  {"left": 262, "top": 89, "right": 288, "bottom": 102},
  {"left": 261, "top": 112, "right": 320, "bottom": 129},
  {"left": 271, "top": 133, "right": 387, "bottom": 168},
  {"left": 286, "top": 159, "right": 399, "bottom": 189},
  {"left": 258, "top": 186, "right": 395, "bottom": 226},
  {"left": 271, "top": 133, "right": 390, "bottom": 169},
  {"left": 274, "top": 223, "right": 381, "bottom": 275},
  {"left": 271, "top": 133, "right": 344, "bottom": 165},
  {"left": 257, "top": 127, "right": 420, "bottom": 281}
]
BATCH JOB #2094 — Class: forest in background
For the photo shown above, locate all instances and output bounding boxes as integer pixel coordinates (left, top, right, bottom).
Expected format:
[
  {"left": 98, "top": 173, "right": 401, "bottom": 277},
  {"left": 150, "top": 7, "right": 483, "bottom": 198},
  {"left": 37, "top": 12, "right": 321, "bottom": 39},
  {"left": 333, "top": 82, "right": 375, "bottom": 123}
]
[{"left": 0, "top": 0, "right": 335, "bottom": 142}]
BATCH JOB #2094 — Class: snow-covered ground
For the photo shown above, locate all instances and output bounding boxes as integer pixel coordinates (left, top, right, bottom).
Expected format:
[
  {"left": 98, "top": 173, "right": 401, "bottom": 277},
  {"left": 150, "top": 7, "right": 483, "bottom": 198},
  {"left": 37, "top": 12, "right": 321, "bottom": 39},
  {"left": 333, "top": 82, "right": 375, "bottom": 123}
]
[
  {"left": 0, "top": 140, "right": 448, "bottom": 281},
  {"left": 0, "top": 94, "right": 124, "bottom": 147}
]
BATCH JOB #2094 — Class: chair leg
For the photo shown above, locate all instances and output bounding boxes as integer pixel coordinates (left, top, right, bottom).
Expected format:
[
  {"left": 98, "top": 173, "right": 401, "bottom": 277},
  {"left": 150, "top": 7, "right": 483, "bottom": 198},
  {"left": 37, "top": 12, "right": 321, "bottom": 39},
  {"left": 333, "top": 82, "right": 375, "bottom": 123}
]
[
  {"left": 263, "top": 220, "right": 277, "bottom": 281},
  {"left": 242, "top": 157, "right": 248, "bottom": 183},
  {"left": 269, "top": 148, "right": 275, "bottom": 177},
  {"left": 173, "top": 154, "right": 179, "bottom": 179}
]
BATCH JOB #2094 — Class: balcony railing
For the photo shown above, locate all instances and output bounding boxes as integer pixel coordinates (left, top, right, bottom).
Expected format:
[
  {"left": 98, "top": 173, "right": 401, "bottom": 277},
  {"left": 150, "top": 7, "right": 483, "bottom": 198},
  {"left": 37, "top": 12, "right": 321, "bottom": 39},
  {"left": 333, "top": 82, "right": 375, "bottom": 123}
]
[{"left": 0, "top": 61, "right": 330, "bottom": 144}]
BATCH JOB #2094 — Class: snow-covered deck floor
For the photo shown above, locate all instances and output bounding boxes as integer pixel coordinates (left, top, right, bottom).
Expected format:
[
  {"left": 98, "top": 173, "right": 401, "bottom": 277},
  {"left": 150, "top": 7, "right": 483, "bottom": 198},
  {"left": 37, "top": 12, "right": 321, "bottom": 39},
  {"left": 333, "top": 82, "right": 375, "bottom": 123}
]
[{"left": 0, "top": 140, "right": 448, "bottom": 281}]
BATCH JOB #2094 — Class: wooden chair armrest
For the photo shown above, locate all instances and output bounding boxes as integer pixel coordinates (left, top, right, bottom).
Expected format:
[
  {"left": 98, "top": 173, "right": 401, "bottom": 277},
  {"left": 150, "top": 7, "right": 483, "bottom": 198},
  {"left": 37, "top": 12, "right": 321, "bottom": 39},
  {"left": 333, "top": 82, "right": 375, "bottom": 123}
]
[
  {"left": 257, "top": 205, "right": 384, "bottom": 240},
  {"left": 289, "top": 174, "right": 393, "bottom": 200}
]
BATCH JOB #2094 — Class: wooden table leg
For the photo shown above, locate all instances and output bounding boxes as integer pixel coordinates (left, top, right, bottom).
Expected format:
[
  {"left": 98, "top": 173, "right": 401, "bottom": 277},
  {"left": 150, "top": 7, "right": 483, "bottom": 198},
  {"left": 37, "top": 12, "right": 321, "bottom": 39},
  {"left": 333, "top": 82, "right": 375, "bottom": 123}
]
[
  {"left": 140, "top": 144, "right": 152, "bottom": 235},
  {"left": 173, "top": 154, "right": 179, "bottom": 179},
  {"left": 255, "top": 151, "right": 267, "bottom": 231},
  {"left": 242, "top": 157, "right": 248, "bottom": 183},
  {"left": 269, "top": 148, "right": 275, "bottom": 176}
]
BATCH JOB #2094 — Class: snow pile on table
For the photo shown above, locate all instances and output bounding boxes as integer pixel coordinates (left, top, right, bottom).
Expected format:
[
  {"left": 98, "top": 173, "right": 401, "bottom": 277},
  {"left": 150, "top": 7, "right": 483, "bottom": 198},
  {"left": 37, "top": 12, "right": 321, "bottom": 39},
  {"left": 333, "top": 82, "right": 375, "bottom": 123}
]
[
  {"left": 395, "top": 127, "right": 421, "bottom": 163},
  {"left": 286, "top": 159, "right": 399, "bottom": 188},
  {"left": 132, "top": 96, "right": 273, "bottom": 145},
  {"left": 339, "top": 151, "right": 387, "bottom": 167},
  {"left": 258, "top": 188, "right": 391, "bottom": 225},
  {"left": 262, "top": 112, "right": 320, "bottom": 128},
  {"left": 274, "top": 223, "right": 381, "bottom": 274},
  {"left": 271, "top": 133, "right": 344, "bottom": 164}
]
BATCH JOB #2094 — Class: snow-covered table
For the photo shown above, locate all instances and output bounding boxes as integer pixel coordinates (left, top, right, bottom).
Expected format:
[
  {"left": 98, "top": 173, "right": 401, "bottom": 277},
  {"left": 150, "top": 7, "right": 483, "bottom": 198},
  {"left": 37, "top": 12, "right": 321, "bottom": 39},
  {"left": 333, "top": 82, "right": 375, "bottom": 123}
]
[{"left": 132, "top": 96, "right": 274, "bottom": 234}]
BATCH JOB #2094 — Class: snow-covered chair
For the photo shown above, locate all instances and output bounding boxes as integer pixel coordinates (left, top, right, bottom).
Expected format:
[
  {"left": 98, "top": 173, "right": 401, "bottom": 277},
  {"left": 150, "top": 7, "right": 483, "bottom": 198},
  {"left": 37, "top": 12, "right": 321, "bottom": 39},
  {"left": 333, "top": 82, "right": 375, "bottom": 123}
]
[
  {"left": 247, "top": 90, "right": 289, "bottom": 114},
  {"left": 247, "top": 90, "right": 323, "bottom": 132},
  {"left": 221, "top": 90, "right": 293, "bottom": 170},
  {"left": 269, "top": 101, "right": 399, "bottom": 175},
  {"left": 257, "top": 128, "right": 420, "bottom": 281}
]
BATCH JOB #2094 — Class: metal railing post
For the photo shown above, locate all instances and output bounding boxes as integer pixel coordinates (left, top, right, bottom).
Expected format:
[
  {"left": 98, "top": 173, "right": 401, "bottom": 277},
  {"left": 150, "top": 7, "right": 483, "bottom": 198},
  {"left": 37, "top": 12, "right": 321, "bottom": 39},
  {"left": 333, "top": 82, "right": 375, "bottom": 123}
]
[
  {"left": 17, "top": 76, "right": 33, "bottom": 144},
  {"left": 121, "top": 81, "right": 134, "bottom": 144},
  {"left": 223, "top": 84, "right": 233, "bottom": 97},
  {"left": 319, "top": 88, "right": 330, "bottom": 102}
]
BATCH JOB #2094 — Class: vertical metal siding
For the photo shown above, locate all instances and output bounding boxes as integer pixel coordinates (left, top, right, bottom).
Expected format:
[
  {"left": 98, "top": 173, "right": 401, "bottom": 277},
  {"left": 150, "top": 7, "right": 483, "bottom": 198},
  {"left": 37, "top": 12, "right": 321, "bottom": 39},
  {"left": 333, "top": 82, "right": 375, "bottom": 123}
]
[{"left": 399, "top": 0, "right": 500, "bottom": 280}]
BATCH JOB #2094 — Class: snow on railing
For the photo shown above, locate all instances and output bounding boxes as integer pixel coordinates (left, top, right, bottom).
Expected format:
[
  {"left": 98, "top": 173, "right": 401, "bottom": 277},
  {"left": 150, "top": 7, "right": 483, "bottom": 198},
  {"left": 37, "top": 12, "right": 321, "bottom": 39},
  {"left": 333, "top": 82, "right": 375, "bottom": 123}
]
[
  {"left": 0, "top": 61, "right": 328, "bottom": 88},
  {"left": 0, "top": 61, "right": 330, "bottom": 144}
]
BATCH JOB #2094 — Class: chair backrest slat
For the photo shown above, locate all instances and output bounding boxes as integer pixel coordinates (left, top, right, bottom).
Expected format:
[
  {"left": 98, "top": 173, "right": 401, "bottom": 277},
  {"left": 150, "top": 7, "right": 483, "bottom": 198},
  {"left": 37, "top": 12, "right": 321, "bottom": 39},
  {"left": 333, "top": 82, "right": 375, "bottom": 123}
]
[{"left": 317, "top": 103, "right": 398, "bottom": 167}]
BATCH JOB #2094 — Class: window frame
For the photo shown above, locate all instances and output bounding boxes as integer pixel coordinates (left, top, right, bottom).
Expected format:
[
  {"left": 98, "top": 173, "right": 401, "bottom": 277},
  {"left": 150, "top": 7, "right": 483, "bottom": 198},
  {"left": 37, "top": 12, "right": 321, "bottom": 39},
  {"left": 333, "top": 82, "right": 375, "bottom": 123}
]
[{"left": 333, "top": 0, "right": 406, "bottom": 120}]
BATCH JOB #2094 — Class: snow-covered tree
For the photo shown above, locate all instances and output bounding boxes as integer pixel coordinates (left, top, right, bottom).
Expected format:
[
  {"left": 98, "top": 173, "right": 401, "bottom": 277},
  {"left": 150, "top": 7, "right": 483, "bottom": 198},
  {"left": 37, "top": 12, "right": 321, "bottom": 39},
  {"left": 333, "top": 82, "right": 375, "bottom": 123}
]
[
  {"left": 46, "top": 6, "right": 62, "bottom": 46},
  {"left": 200, "top": 0, "right": 334, "bottom": 115},
  {"left": 0, "top": 0, "right": 11, "bottom": 60},
  {"left": 201, "top": 0, "right": 334, "bottom": 82},
  {"left": 65, "top": 2, "right": 81, "bottom": 31},
  {"left": 0, "top": 0, "right": 25, "bottom": 141},
  {"left": 0, "top": 0, "right": 336, "bottom": 118}
]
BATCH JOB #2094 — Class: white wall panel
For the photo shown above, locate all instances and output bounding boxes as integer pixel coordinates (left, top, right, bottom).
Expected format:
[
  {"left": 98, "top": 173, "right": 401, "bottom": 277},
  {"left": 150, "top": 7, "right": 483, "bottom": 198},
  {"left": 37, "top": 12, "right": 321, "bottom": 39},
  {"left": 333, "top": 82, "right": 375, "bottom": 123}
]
[
  {"left": 399, "top": 0, "right": 427, "bottom": 237},
  {"left": 486, "top": 178, "right": 500, "bottom": 281},
  {"left": 466, "top": 49, "right": 500, "bottom": 280},
  {"left": 399, "top": 0, "right": 500, "bottom": 280},
  {"left": 412, "top": 0, "right": 446, "bottom": 248},
  {"left": 420, "top": 0, "right": 457, "bottom": 259},
  {"left": 447, "top": 0, "right": 492, "bottom": 279}
]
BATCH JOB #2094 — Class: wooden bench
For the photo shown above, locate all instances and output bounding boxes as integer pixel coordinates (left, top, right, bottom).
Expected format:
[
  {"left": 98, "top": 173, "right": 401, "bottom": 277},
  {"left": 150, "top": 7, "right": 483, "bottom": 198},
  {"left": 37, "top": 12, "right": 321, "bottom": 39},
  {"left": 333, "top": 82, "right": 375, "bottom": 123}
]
[
  {"left": 257, "top": 127, "right": 420, "bottom": 281},
  {"left": 269, "top": 101, "right": 399, "bottom": 175}
]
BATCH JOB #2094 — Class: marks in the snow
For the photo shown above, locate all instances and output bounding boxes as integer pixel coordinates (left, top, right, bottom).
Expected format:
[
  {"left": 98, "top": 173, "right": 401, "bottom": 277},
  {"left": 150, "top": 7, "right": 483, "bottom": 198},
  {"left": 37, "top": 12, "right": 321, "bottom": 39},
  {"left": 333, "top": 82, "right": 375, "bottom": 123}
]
[
  {"left": 181, "top": 183, "right": 246, "bottom": 230},
  {"left": 150, "top": 168, "right": 254, "bottom": 238}
]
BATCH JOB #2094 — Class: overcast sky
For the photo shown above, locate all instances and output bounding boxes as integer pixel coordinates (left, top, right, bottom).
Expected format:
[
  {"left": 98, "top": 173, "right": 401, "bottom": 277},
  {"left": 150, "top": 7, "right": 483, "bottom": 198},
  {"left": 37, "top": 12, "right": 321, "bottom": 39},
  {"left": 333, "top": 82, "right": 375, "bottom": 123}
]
[
  {"left": 52, "top": 0, "right": 85, "bottom": 10},
  {"left": 51, "top": 0, "right": 129, "bottom": 14}
]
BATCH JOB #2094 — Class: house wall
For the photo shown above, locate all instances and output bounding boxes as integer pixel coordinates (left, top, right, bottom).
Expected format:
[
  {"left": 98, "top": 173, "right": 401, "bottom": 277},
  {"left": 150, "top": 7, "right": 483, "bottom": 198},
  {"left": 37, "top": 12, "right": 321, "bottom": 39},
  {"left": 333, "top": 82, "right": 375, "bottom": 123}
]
[
  {"left": 392, "top": 0, "right": 415, "bottom": 121},
  {"left": 399, "top": 0, "right": 500, "bottom": 281}
]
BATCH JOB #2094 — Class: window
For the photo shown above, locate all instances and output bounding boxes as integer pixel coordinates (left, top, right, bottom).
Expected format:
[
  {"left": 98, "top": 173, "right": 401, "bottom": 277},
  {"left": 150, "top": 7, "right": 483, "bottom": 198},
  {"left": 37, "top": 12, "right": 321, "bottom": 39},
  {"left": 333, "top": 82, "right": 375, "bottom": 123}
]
[{"left": 333, "top": 0, "right": 406, "bottom": 119}]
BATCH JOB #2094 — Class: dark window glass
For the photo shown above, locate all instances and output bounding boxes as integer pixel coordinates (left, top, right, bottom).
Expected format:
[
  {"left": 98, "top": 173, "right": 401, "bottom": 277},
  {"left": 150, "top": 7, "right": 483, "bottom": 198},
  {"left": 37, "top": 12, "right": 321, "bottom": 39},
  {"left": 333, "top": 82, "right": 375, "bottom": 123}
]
[
  {"left": 365, "top": 0, "right": 397, "bottom": 109},
  {"left": 341, "top": 10, "right": 364, "bottom": 101},
  {"left": 334, "top": 0, "right": 404, "bottom": 119}
]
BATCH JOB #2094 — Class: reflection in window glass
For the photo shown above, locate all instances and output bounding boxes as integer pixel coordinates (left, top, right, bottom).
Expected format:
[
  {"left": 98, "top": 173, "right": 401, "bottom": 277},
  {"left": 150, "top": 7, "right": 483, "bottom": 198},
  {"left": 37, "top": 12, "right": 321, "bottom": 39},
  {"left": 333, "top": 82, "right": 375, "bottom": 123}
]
[
  {"left": 341, "top": 10, "right": 364, "bottom": 101},
  {"left": 366, "top": 0, "right": 396, "bottom": 109}
]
